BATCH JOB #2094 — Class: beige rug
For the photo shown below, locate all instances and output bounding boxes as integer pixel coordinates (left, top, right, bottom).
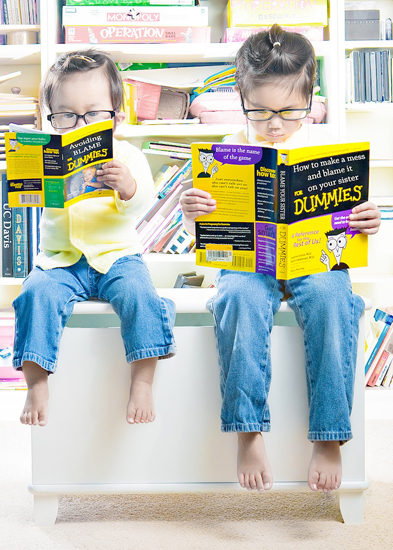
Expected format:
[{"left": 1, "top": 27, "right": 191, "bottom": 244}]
[{"left": 1, "top": 411, "right": 393, "bottom": 550}]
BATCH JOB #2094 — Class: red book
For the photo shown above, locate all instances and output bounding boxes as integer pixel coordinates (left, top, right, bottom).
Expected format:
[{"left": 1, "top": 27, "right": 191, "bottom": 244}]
[{"left": 367, "top": 350, "right": 391, "bottom": 387}]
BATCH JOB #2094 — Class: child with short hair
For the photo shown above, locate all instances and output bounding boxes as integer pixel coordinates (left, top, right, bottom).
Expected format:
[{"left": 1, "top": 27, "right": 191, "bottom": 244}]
[
  {"left": 14, "top": 50, "right": 176, "bottom": 427},
  {"left": 181, "top": 25, "right": 381, "bottom": 493}
]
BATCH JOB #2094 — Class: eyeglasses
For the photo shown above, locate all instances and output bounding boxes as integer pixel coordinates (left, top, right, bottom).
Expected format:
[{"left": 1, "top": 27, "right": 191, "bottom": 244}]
[
  {"left": 327, "top": 235, "right": 347, "bottom": 250},
  {"left": 239, "top": 89, "right": 312, "bottom": 122},
  {"left": 47, "top": 110, "right": 116, "bottom": 129}
]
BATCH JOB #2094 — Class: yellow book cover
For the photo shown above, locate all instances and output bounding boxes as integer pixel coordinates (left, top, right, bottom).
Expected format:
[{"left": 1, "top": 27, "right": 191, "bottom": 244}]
[
  {"left": 192, "top": 141, "right": 369, "bottom": 280},
  {"left": 228, "top": 0, "right": 328, "bottom": 28},
  {"left": 6, "top": 120, "right": 113, "bottom": 208}
]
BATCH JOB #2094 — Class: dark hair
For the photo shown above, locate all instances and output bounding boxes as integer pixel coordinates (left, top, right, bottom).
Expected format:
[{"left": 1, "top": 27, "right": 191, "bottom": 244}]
[
  {"left": 40, "top": 49, "right": 124, "bottom": 112},
  {"left": 235, "top": 24, "right": 316, "bottom": 103}
]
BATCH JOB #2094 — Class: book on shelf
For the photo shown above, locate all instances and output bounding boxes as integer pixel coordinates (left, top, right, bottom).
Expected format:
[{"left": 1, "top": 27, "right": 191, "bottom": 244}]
[
  {"left": 365, "top": 308, "right": 393, "bottom": 387},
  {"left": 227, "top": 0, "right": 328, "bottom": 27},
  {"left": 163, "top": 225, "right": 194, "bottom": 254},
  {"left": 65, "top": 0, "right": 197, "bottom": 5},
  {"left": 64, "top": 25, "right": 211, "bottom": 43},
  {"left": 382, "top": 354, "right": 393, "bottom": 387},
  {"left": 12, "top": 207, "right": 28, "bottom": 278},
  {"left": 6, "top": 120, "right": 114, "bottom": 209},
  {"left": 142, "top": 141, "right": 191, "bottom": 159},
  {"left": 222, "top": 26, "right": 325, "bottom": 42},
  {"left": 192, "top": 141, "right": 369, "bottom": 280},
  {"left": 62, "top": 5, "right": 208, "bottom": 27},
  {"left": 1, "top": 173, "right": 13, "bottom": 277},
  {"left": 375, "top": 352, "right": 393, "bottom": 387},
  {"left": 347, "top": 49, "right": 392, "bottom": 104}
]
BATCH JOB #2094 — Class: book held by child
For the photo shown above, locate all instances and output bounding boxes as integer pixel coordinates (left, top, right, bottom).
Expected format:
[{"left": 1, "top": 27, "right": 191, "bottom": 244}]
[
  {"left": 6, "top": 120, "right": 113, "bottom": 208},
  {"left": 192, "top": 141, "right": 369, "bottom": 280}
]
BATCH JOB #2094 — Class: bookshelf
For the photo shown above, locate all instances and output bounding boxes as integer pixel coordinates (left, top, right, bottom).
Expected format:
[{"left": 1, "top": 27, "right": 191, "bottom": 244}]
[{"left": 337, "top": 1, "right": 393, "bottom": 317}]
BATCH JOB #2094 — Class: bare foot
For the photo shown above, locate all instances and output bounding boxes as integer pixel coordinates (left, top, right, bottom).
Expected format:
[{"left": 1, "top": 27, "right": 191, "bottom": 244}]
[
  {"left": 237, "top": 432, "right": 273, "bottom": 492},
  {"left": 20, "top": 378, "right": 49, "bottom": 426},
  {"left": 308, "top": 441, "right": 342, "bottom": 492},
  {"left": 126, "top": 358, "right": 157, "bottom": 425}
]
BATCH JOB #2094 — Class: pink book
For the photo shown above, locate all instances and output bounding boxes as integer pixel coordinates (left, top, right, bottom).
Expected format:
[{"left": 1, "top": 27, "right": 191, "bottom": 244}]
[{"left": 65, "top": 26, "right": 211, "bottom": 44}]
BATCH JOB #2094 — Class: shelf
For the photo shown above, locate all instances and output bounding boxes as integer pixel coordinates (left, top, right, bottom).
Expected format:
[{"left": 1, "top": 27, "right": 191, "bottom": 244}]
[
  {"left": 370, "top": 161, "right": 393, "bottom": 168},
  {"left": 0, "top": 44, "right": 41, "bottom": 65},
  {"left": 0, "top": 25, "right": 40, "bottom": 34},
  {"left": 115, "top": 124, "right": 244, "bottom": 139},
  {"left": 346, "top": 102, "right": 392, "bottom": 113},
  {"left": 345, "top": 40, "right": 393, "bottom": 49},
  {"left": 55, "top": 41, "right": 330, "bottom": 63}
]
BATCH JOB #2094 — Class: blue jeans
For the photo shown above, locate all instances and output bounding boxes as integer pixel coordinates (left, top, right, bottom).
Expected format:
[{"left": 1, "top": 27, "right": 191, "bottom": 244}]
[
  {"left": 12, "top": 255, "right": 176, "bottom": 373},
  {"left": 207, "top": 270, "right": 365, "bottom": 442}
]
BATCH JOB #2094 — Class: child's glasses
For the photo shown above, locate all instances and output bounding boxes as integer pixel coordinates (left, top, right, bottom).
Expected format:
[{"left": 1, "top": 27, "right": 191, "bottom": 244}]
[
  {"left": 47, "top": 110, "right": 116, "bottom": 129},
  {"left": 239, "top": 89, "right": 312, "bottom": 122}
]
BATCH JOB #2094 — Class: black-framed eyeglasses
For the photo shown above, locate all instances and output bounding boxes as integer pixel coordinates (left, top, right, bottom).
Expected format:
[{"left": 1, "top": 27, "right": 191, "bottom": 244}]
[
  {"left": 47, "top": 110, "right": 116, "bottom": 129},
  {"left": 239, "top": 89, "right": 313, "bottom": 122}
]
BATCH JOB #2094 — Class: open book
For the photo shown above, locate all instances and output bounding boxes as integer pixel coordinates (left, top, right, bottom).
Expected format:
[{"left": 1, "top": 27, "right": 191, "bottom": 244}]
[
  {"left": 6, "top": 120, "right": 113, "bottom": 208},
  {"left": 192, "top": 141, "right": 369, "bottom": 280}
]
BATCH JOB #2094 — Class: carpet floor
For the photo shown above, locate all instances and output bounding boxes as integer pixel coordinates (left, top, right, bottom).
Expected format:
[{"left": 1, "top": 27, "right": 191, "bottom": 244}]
[{"left": 1, "top": 395, "right": 393, "bottom": 550}]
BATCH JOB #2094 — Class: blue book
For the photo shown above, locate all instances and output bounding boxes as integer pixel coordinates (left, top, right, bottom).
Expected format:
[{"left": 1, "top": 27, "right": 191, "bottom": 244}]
[
  {"left": 158, "top": 159, "right": 192, "bottom": 199},
  {"left": 365, "top": 309, "right": 393, "bottom": 374},
  {"left": 12, "top": 207, "right": 28, "bottom": 278},
  {"left": 1, "top": 173, "right": 13, "bottom": 277}
]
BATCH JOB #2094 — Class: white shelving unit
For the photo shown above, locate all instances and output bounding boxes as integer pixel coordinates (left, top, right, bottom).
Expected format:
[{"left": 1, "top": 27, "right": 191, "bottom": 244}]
[{"left": 337, "top": 1, "right": 393, "bottom": 319}]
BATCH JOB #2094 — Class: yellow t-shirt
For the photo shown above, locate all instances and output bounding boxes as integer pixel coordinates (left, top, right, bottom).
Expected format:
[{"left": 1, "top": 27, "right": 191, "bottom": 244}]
[{"left": 36, "top": 138, "right": 154, "bottom": 274}]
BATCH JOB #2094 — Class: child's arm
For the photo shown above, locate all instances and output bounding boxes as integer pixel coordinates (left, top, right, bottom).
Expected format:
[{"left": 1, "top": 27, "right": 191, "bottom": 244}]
[
  {"left": 179, "top": 188, "right": 216, "bottom": 235},
  {"left": 349, "top": 201, "right": 381, "bottom": 235},
  {"left": 96, "top": 160, "right": 136, "bottom": 201}
]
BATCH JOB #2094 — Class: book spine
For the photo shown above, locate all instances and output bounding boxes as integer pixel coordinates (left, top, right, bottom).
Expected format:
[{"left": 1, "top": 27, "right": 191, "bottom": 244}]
[
  {"left": 375, "top": 353, "right": 393, "bottom": 386},
  {"left": 1, "top": 173, "right": 13, "bottom": 277},
  {"left": 365, "top": 322, "right": 392, "bottom": 375},
  {"left": 278, "top": 164, "right": 288, "bottom": 224},
  {"left": 367, "top": 349, "right": 390, "bottom": 387},
  {"left": 65, "top": 26, "right": 211, "bottom": 44},
  {"left": 12, "top": 207, "right": 28, "bottom": 278},
  {"left": 275, "top": 223, "right": 287, "bottom": 280}
]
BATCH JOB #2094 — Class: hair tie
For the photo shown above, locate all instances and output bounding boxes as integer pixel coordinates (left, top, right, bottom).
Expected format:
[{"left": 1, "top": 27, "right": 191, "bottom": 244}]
[
  {"left": 273, "top": 41, "right": 281, "bottom": 48},
  {"left": 70, "top": 55, "right": 95, "bottom": 62}
]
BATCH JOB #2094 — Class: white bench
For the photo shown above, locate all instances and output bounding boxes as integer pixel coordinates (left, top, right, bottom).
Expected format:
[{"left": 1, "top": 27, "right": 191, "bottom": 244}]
[{"left": 28, "top": 289, "right": 370, "bottom": 526}]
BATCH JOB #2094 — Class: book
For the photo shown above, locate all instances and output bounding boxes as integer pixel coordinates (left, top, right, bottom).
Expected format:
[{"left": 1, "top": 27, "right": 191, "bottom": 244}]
[
  {"left": 64, "top": 25, "right": 211, "bottom": 44},
  {"left": 366, "top": 323, "right": 393, "bottom": 386},
  {"left": 365, "top": 308, "right": 393, "bottom": 379},
  {"left": 12, "top": 206, "right": 28, "bottom": 278},
  {"left": 1, "top": 173, "right": 13, "bottom": 277},
  {"left": 375, "top": 352, "right": 393, "bottom": 387},
  {"left": 227, "top": 0, "right": 328, "bottom": 27},
  {"left": 223, "top": 26, "right": 325, "bottom": 42},
  {"left": 382, "top": 355, "right": 393, "bottom": 387},
  {"left": 142, "top": 142, "right": 191, "bottom": 159},
  {"left": 6, "top": 120, "right": 114, "bottom": 208},
  {"left": 368, "top": 349, "right": 391, "bottom": 387},
  {"left": 62, "top": 6, "right": 208, "bottom": 27},
  {"left": 192, "top": 141, "right": 369, "bottom": 279}
]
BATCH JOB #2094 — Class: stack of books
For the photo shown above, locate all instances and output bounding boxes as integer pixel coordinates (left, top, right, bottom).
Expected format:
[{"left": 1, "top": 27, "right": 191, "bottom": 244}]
[
  {"left": 0, "top": 0, "right": 40, "bottom": 25},
  {"left": 346, "top": 50, "right": 392, "bottom": 103},
  {"left": 62, "top": 0, "right": 211, "bottom": 44},
  {"left": 365, "top": 307, "right": 393, "bottom": 388},
  {"left": 222, "top": 0, "right": 327, "bottom": 43},
  {"left": 136, "top": 158, "right": 194, "bottom": 254}
]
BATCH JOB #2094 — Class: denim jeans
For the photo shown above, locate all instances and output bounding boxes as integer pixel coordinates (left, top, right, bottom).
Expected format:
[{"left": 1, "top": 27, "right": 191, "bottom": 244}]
[
  {"left": 207, "top": 269, "right": 365, "bottom": 442},
  {"left": 13, "top": 255, "right": 176, "bottom": 373}
]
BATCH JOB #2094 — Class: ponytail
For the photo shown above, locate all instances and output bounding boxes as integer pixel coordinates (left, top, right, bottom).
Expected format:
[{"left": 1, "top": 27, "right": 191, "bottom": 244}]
[{"left": 235, "top": 24, "right": 316, "bottom": 102}]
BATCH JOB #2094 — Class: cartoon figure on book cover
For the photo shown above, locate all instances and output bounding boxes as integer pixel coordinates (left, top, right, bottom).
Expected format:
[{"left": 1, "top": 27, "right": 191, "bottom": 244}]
[
  {"left": 7, "top": 139, "right": 20, "bottom": 153},
  {"left": 196, "top": 148, "right": 219, "bottom": 178},
  {"left": 320, "top": 227, "right": 350, "bottom": 271}
]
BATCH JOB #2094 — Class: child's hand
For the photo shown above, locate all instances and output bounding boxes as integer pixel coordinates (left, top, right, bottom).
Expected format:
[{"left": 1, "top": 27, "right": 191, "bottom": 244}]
[
  {"left": 96, "top": 160, "right": 136, "bottom": 201},
  {"left": 180, "top": 188, "right": 216, "bottom": 234},
  {"left": 349, "top": 201, "right": 381, "bottom": 235}
]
